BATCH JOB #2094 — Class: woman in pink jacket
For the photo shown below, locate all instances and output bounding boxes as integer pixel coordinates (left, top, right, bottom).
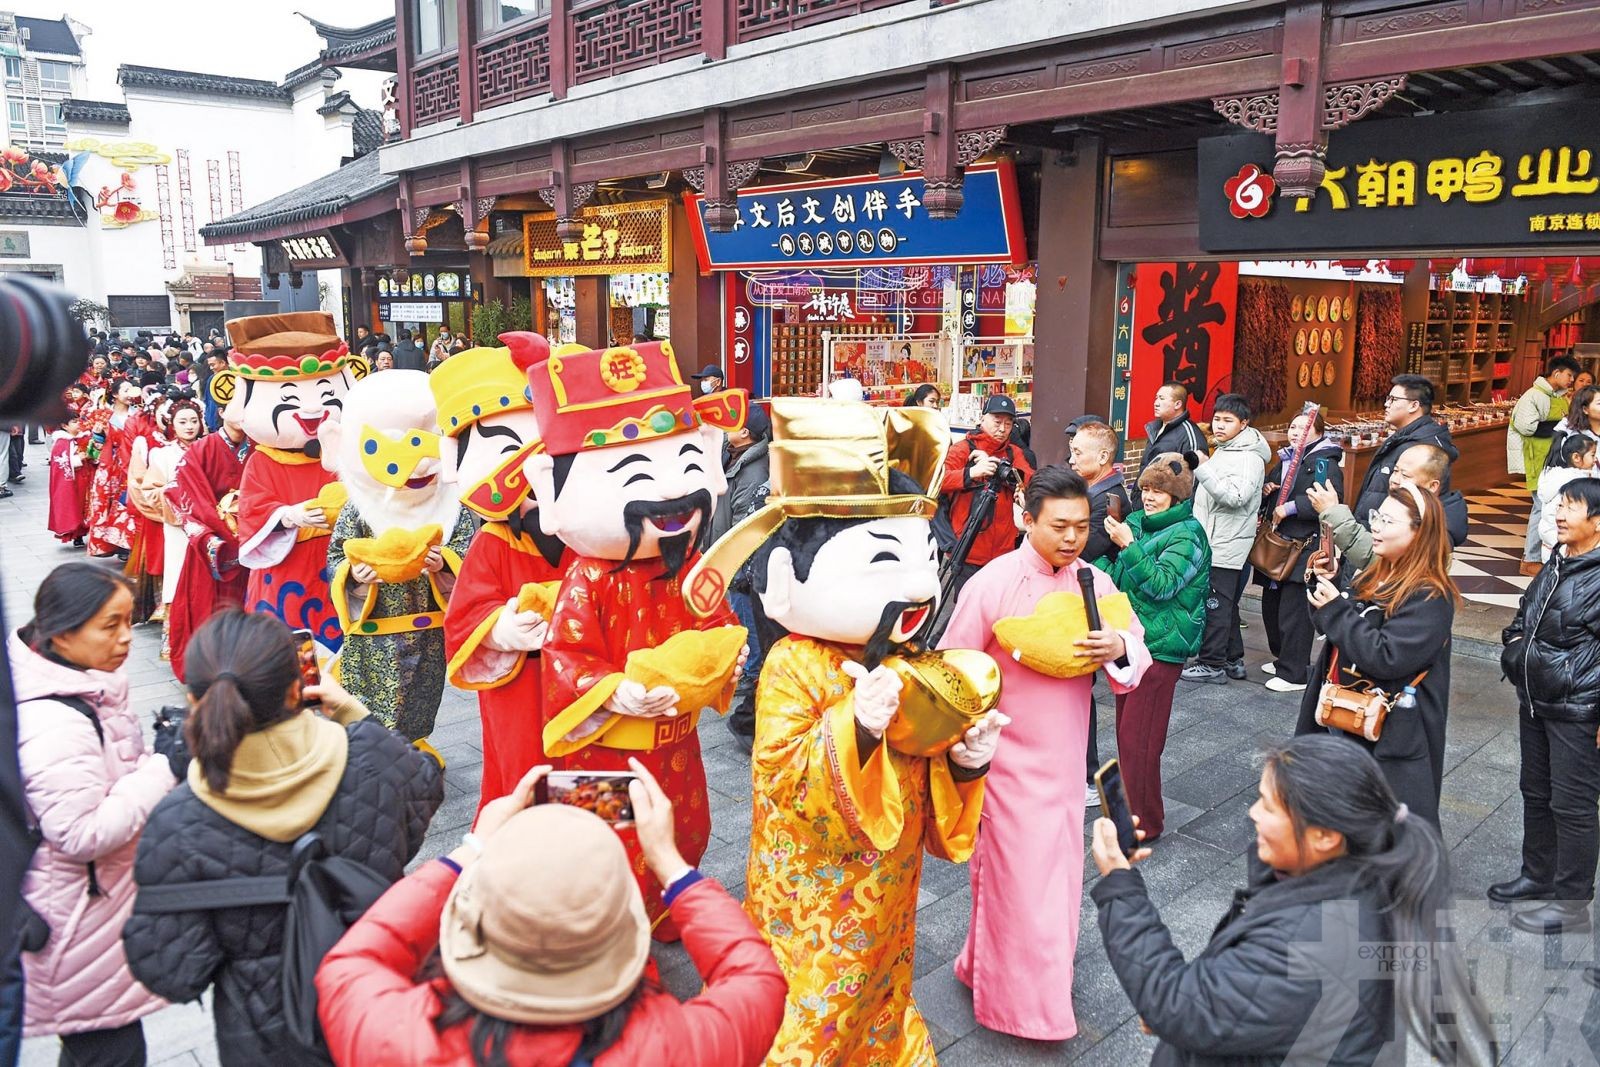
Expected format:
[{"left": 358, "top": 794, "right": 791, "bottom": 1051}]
[{"left": 13, "top": 563, "right": 179, "bottom": 1064}]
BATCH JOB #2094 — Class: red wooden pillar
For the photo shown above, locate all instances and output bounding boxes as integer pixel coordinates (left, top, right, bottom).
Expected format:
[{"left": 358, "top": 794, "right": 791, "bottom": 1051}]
[
  {"left": 549, "top": 0, "right": 571, "bottom": 101},
  {"left": 457, "top": 0, "right": 480, "bottom": 123},
  {"left": 395, "top": 0, "right": 415, "bottom": 137}
]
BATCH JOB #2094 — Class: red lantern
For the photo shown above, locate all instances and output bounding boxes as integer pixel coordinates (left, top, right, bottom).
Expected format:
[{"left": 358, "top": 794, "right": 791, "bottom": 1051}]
[
  {"left": 1465, "top": 257, "right": 1507, "bottom": 279},
  {"left": 1384, "top": 259, "right": 1416, "bottom": 276},
  {"left": 1331, "top": 259, "right": 1367, "bottom": 277},
  {"left": 1429, "top": 258, "right": 1460, "bottom": 275},
  {"left": 1515, "top": 257, "right": 1548, "bottom": 282}
]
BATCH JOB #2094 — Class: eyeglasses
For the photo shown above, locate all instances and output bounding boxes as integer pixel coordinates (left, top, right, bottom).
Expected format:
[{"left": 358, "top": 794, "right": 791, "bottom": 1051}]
[
  {"left": 1382, "top": 394, "right": 1416, "bottom": 406},
  {"left": 1368, "top": 510, "right": 1418, "bottom": 531}
]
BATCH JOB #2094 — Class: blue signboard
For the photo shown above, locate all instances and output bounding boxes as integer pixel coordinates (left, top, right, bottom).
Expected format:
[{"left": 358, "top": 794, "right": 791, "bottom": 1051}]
[{"left": 687, "top": 159, "right": 1026, "bottom": 272}]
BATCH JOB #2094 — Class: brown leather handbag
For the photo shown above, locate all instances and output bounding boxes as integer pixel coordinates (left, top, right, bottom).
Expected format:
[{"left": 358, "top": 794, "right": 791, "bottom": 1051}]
[
  {"left": 1248, "top": 521, "right": 1311, "bottom": 582},
  {"left": 1313, "top": 649, "right": 1427, "bottom": 742}
]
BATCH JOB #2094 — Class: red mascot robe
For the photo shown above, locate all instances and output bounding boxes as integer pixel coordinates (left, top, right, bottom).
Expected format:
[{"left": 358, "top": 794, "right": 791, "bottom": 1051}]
[
  {"left": 165, "top": 431, "right": 251, "bottom": 681},
  {"left": 443, "top": 522, "right": 570, "bottom": 816},
  {"left": 236, "top": 445, "right": 342, "bottom": 651},
  {"left": 541, "top": 554, "right": 737, "bottom": 937}
]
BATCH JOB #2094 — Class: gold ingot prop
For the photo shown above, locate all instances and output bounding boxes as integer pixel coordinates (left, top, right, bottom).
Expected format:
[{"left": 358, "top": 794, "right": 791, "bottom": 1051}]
[{"left": 881, "top": 648, "right": 1003, "bottom": 758}]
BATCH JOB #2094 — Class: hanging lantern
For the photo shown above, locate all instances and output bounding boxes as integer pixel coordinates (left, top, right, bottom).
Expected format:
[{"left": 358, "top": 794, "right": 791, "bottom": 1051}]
[
  {"left": 1331, "top": 259, "right": 1367, "bottom": 277},
  {"left": 1476, "top": 258, "right": 1508, "bottom": 279},
  {"left": 1429, "top": 258, "right": 1460, "bottom": 275},
  {"left": 1384, "top": 259, "right": 1416, "bottom": 276},
  {"left": 1514, "top": 257, "right": 1548, "bottom": 282}
]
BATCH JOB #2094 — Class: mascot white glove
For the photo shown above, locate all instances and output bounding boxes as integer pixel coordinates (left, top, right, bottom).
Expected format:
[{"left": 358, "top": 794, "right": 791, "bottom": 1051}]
[
  {"left": 842, "top": 660, "right": 901, "bottom": 739},
  {"left": 949, "top": 710, "right": 1011, "bottom": 770},
  {"left": 280, "top": 503, "right": 327, "bottom": 530},
  {"left": 606, "top": 679, "right": 680, "bottom": 718},
  {"left": 487, "top": 598, "right": 548, "bottom": 652}
]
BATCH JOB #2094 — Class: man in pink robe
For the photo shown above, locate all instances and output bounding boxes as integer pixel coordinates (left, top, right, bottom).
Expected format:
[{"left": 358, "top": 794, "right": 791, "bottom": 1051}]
[{"left": 939, "top": 464, "right": 1152, "bottom": 1040}]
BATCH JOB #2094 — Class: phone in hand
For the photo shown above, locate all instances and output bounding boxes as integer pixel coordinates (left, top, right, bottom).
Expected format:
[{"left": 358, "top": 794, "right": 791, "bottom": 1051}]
[
  {"left": 535, "top": 770, "right": 639, "bottom": 827},
  {"left": 291, "top": 629, "right": 321, "bottom": 710},
  {"left": 1106, "top": 493, "right": 1126, "bottom": 523},
  {"left": 1094, "top": 759, "right": 1140, "bottom": 857}
]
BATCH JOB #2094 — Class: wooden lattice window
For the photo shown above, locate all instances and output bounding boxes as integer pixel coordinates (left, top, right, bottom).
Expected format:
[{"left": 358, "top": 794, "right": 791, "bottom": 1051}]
[
  {"left": 476, "top": 21, "right": 552, "bottom": 107},
  {"left": 412, "top": 58, "right": 461, "bottom": 127},
  {"left": 735, "top": 0, "right": 909, "bottom": 42},
  {"left": 571, "top": 0, "right": 702, "bottom": 84}
]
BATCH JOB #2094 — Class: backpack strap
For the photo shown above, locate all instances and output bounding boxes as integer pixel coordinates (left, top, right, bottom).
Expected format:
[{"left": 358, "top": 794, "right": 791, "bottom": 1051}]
[
  {"left": 46, "top": 695, "right": 103, "bottom": 745},
  {"left": 133, "top": 875, "right": 290, "bottom": 914}
]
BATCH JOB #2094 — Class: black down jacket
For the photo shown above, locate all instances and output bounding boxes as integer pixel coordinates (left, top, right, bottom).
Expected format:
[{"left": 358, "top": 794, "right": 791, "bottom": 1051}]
[
  {"left": 1093, "top": 858, "right": 1401, "bottom": 1067},
  {"left": 121, "top": 721, "right": 443, "bottom": 1067},
  {"left": 1502, "top": 546, "right": 1600, "bottom": 723}
]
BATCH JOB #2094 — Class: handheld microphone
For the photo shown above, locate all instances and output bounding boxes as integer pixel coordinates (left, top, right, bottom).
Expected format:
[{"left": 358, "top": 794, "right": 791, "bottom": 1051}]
[{"left": 1079, "top": 567, "right": 1130, "bottom": 670}]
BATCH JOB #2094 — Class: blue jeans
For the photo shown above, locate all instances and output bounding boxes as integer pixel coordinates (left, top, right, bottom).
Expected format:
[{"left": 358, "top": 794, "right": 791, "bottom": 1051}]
[{"left": 729, "top": 591, "right": 766, "bottom": 706}]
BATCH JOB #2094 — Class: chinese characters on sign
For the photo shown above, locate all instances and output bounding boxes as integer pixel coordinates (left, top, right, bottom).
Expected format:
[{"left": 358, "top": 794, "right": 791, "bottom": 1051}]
[
  {"left": 278, "top": 234, "right": 341, "bottom": 264},
  {"left": 689, "top": 160, "right": 1026, "bottom": 271},
  {"left": 522, "top": 200, "right": 671, "bottom": 278},
  {"left": 1127, "top": 262, "right": 1239, "bottom": 439},
  {"left": 1198, "top": 101, "right": 1600, "bottom": 252}
]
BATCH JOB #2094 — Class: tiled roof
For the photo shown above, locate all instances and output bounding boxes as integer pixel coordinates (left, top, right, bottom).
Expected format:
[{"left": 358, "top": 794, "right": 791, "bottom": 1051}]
[
  {"left": 198, "top": 151, "right": 395, "bottom": 240},
  {"left": 316, "top": 90, "right": 355, "bottom": 116},
  {"left": 118, "top": 64, "right": 289, "bottom": 103},
  {"left": 60, "top": 99, "right": 131, "bottom": 125},
  {"left": 352, "top": 109, "right": 385, "bottom": 157},
  {"left": 302, "top": 15, "right": 396, "bottom": 64},
  {"left": 0, "top": 191, "right": 83, "bottom": 224},
  {"left": 15, "top": 16, "right": 80, "bottom": 56}
]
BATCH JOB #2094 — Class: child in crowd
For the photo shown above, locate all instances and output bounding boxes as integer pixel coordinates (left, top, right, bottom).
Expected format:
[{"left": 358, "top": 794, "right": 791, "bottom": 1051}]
[{"left": 1538, "top": 433, "right": 1598, "bottom": 554}]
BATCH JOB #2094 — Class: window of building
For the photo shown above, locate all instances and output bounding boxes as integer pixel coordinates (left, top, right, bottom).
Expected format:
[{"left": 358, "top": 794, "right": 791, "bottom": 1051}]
[
  {"left": 36, "top": 59, "right": 71, "bottom": 92},
  {"left": 3, "top": 56, "right": 20, "bottom": 85},
  {"left": 415, "top": 0, "right": 459, "bottom": 56},
  {"left": 7, "top": 101, "right": 24, "bottom": 134},
  {"left": 43, "top": 101, "right": 64, "bottom": 136},
  {"left": 481, "top": 0, "right": 548, "bottom": 32}
]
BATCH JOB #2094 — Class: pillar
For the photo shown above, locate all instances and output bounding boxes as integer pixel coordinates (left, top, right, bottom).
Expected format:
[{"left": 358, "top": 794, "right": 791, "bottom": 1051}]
[
  {"left": 1031, "top": 136, "right": 1117, "bottom": 467},
  {"left": 668, "top": 200, "right": 720, "bottom": 378},
  {"left": 575, "top": 276, "right": 606, "bottom": 350}
]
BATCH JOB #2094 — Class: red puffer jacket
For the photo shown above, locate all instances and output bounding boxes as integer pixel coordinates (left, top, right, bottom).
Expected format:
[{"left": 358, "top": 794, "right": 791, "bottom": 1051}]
[
  {"left": 315, "top": 862, "right": 787, "bottom": 1067},
  {"left": 939, "top": 431, "right": 1035, "bottom": 568}
]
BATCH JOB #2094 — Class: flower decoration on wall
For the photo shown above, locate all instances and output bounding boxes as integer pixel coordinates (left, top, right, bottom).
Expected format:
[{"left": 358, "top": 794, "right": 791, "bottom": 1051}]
[
  {"left": 0, "top": 144, "right": 67, "bottom": 196},
  {"left": 96, "top": 170, "right": 155, "bottom": 228}
]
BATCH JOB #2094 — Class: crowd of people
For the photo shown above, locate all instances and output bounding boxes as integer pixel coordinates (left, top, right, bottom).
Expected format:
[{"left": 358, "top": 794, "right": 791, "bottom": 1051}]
[{"left": 13, "top": 316, "right": 1590, "bottom": 1066}]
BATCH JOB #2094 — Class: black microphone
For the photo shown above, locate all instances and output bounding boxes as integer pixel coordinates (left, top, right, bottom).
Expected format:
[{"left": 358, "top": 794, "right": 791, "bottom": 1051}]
[{"left": 1079, "top": 567, "right": 1130, "bottom": 670}]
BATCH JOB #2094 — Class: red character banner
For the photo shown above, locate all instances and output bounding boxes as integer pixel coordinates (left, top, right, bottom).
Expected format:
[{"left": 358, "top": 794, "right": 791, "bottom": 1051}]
[{"left": 1127, "top": 261, "right": 1239, "bottom": 439}]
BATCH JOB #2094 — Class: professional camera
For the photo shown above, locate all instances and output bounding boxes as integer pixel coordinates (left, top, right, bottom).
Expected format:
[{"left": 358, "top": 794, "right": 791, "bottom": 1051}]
[
  {"left": 990, "top": 456, "right": 1020, "bottom": 490},
  {"left": 0, "top": 275, "right": 89, "bottom": 422}
]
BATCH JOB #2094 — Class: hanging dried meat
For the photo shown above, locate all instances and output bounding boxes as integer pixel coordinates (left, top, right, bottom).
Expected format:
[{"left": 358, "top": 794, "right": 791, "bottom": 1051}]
[
  {"left": 1233, "top": 279, "right": 1290, "bottom": 418},
  {"left": 1353, "top": 287, "right": 1403, "bottom": 406}
]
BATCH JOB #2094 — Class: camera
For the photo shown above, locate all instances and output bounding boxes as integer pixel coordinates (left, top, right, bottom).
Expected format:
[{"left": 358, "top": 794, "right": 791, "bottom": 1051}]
[
  {"left": 990, "top": 457, "right": 1020, "bottom": 489},
  {"left": 0, "top": 276, "right": 90, "bottom": 422}
]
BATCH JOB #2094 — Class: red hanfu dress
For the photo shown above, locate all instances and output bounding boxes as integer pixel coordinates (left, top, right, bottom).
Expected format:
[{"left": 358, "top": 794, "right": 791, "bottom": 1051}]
[{"left": 165, "top": 431, "right": 252, "bottom": 681}]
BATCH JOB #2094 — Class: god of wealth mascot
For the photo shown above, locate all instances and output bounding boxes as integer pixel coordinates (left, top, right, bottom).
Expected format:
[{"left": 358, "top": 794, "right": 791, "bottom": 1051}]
[
  {"left": 430, "top": 332, "right": 572, "bottom": 814},
  {"left": 320, "top": 369, "right": 473, "bottom": 751},
  {"left": 222, "top": 312, "right": 367, "bottom": 652},
  {"left": 525, "top": 339, "right": 749, "bottom": 940},
  {"left": 685, "top": 398, "right": 1008, "bottom": 1064}
]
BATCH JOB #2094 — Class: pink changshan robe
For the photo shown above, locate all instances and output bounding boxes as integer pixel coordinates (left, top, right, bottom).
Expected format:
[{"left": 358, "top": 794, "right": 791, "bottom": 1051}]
[{"left": 937, "top": 542, "right": 1152, "bottom": 1040}]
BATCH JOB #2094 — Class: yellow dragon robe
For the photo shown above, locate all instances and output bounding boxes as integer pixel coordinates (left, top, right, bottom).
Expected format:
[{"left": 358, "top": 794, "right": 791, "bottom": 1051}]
[{"left": 745, "top": 635, "right": 985, "bottom": 1066}]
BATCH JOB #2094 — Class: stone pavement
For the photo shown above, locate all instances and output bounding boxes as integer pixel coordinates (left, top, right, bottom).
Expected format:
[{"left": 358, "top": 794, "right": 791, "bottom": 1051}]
[{"left": 5, "top": 434, "right": 1597, "bottom": 1065}]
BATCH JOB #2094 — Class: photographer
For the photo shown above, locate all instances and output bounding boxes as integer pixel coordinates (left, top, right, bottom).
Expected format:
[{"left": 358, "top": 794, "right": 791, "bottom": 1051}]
[
  {"left": 122, "top": 610, "right": 443, "bottom": 1063},
  {"left": 939, "top": 395, "right": 1035, "bottom": 597},
  {"left": 12, "top": 563, "right": 179, "bottom": 1063}
]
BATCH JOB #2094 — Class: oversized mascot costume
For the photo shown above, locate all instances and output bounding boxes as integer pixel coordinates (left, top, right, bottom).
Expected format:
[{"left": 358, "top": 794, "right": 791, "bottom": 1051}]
[
  {"left": 322, "top": 369, "right": 473, "bottom": 747},
  {"left": 223, "top": 312, "right": 366, "bottom": 652},
  {"left": 686, "top": 398, "right": 1008, "bottom": 1064},
  {"left": 526, "top": 338, "right": 748, "bottom": 938},
  {"left": 431, "top": 333, "right": 571, "bottom": 813}
]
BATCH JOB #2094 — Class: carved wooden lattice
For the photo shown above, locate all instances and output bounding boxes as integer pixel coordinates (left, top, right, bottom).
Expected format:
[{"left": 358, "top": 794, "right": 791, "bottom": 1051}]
[
  {"left": 477, "top": 22, "right": 552, "bottom": 108},
  {"left": 735, "top": 0, "right": 907, "bottom": 42},
  {"left": 412, "top": 58, "right": 461, "bottom": 127},
  {"left": 572, "top": 0, "right": 702, "bottom": 84}
]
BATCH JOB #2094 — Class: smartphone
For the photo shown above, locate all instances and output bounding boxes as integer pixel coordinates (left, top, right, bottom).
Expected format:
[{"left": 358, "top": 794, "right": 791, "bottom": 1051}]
[
  {"left": 291, "top": 628, "right": 321, "bottom": 710},
  {"left": 1094, "top": 759, "right": 1140, "bottom": 857},
  {"left": 536, "top": 770, "right": 639, "bottom": 827}
]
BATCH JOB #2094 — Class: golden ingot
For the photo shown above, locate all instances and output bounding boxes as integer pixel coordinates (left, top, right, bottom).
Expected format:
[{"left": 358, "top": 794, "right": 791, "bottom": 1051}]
[
  {"left": 344, "top": 524, "right": 443, "bottom": 584},
  {"left": 626, "top": 625, "right": 748, "bottom": 715},
  {"left": 992, "top": 589, "right": 1135, "bottom": 679},
  {"left": 515, "top": 580, "right": 561, "bottom": 618},
  {"left": 303, "top": 481, "right": 348, "bottom": 520},
  {"left": 882, "top": 648, "right": 1002, "bottom": 758}
]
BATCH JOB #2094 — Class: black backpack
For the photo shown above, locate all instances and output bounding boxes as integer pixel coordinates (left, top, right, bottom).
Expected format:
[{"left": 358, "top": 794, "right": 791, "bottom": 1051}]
[{"left": 132, "top": 831, "right": 393, "bottom": 1063}]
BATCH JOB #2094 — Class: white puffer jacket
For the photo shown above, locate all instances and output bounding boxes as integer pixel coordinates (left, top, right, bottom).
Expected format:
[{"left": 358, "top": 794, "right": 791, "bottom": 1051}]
[
  {"left": 11, "top": 629, "right": 174, "bottom": 1037},
  {"left": 1192, "top": 427, "right": 1272, "bottom": 569}
]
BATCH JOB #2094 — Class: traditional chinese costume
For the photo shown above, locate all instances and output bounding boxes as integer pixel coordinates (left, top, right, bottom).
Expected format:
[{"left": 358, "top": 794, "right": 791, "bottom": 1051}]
[{"left": 164, "top": 427, "right": 252, "bottom": 682}]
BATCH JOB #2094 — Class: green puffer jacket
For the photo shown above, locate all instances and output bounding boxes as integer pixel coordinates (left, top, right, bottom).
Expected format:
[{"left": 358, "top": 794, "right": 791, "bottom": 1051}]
[{"left": 1108, "top": 499, "right": 1212, "bottom": 664}]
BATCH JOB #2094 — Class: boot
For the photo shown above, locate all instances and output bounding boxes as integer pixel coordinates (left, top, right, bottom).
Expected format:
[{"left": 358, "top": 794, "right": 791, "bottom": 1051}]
[
  {"left": 413, "top": 737, "right": 445, "bottom": 768},
  {"left": 1510, "top": 900, "right": 1591, "bottom": 935}
]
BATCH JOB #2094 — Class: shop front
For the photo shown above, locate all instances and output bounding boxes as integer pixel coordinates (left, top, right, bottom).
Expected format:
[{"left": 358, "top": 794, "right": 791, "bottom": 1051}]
[{"left": 687, "top": 160, "right": 1036, "bottom": 426}]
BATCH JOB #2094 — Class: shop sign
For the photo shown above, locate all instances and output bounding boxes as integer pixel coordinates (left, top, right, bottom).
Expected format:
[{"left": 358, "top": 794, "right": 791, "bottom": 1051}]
[
  {"left": 1125, "top": 262, "right": 1239, "bottom": 439},
  {"left": 382, "top": 300, "right": 445, "bottom": 324},
  {"left": 522, "top": 201, "right": 671, "bottom": 278},
  {"left": 0, "top": 230, "right": 29, "bottom": 257},
  {"left": 1198, "top": 100, "right": 1600, "bottom": 252},
  {"left": 687, "top": 160, "right": 1026, "bottom": 271},
  {"left": 1109, "top": 266, "right": 1136, "bottom": 446},
  {"left": 276, "top": 232, "right": 345, "bottom": 268}
]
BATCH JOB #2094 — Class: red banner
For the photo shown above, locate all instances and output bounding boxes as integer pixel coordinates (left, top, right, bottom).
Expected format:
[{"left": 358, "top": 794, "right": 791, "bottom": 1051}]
[{"left": 1128, "top": 261, "right": 1239, "bottom": 440}]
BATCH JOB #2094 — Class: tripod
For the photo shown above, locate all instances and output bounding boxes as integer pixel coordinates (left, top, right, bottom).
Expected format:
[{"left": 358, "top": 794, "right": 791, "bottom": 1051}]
[{"left": 927, "top": 470, "right": 1007, "bottom": 645}]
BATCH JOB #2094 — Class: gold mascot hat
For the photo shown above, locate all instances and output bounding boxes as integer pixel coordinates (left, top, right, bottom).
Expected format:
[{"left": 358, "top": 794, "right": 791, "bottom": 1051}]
[{"left": 684, "top": 398, "right": 948, "bottom": 618}]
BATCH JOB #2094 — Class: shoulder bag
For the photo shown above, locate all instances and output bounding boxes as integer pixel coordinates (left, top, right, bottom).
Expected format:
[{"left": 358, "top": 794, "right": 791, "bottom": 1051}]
[{"left": 1313, "top": 648, "right": 1427, "bottom": 742}]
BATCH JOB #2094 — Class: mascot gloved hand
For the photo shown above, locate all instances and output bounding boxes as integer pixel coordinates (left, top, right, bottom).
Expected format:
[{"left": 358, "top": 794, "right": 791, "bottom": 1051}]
[{"left": 488, "top": 598, "right": 548, "bottom": 653}]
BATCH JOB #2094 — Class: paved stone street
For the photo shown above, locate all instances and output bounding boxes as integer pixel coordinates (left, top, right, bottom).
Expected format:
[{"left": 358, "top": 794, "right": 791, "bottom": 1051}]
[{"left": 6, "top": 435, "right": 1598, "bottom": 1065}]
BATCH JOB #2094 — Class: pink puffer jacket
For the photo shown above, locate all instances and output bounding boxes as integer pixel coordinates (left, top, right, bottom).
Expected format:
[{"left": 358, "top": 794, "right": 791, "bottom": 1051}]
[{"left": 11, "top": 630, "right": 175, "bottom": 1036}]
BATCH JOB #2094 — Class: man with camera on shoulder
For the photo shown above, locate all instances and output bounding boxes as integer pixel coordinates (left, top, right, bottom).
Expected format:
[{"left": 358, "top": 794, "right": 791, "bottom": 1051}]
[{"left": 939, "top": 394, "right": 1035, "bottom": 598}]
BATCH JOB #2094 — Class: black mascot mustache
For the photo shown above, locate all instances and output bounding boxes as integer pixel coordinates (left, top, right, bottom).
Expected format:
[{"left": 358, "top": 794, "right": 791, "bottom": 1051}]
[
  {"left": 861, "top": 597, "right": 936, "bottom": 671},
  {"left": 618, "top": 489, "right": 714, "bottom": 581}
]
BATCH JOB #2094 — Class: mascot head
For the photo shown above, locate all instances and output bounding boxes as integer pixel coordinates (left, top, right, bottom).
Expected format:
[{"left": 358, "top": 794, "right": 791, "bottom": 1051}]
[
  {"left": 322, "top": 369, "right": 460, "bottom": 532},
  {"left": 686, "top": 400, "right": 948, "bottom": 668},
  {"left": 217, "top": 312, "right": 368, "bottom": 456},
  {"left": 524, "top": 340, "right": 748, "bottom": 577},
  {"left": 431, "top": 332, "right": 548, "bottom": 526}
]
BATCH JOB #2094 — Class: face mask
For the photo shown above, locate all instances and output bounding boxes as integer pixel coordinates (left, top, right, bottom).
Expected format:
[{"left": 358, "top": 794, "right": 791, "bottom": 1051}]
[{"left": 701, "top": 380, "right": 715, "bottom": 394}]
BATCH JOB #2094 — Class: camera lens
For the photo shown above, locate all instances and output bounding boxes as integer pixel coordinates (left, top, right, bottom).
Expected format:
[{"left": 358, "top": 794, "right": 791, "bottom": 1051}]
[{"left": 0, "top": 276, "right": 90, "bottom": 421}]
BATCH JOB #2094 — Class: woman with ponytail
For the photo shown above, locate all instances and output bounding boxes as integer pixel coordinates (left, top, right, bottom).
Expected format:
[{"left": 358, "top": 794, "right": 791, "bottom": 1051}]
[
  {"left": 11, "top": 562, "right": 178, "bottom": 1064},
  {"left": 1294, "top": 484, "right": 1460, "bottom": 827},
  {"left": 1091, "top": 735, "right": 1496, "bottom": 1066},
  {"left": 121, "top": 610, "right": 443, "bottom": 1066}
]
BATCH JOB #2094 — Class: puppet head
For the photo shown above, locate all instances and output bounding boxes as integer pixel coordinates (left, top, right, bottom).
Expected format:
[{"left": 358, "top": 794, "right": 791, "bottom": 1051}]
[
  {"left": 524, "top": 340, "right": 747, "bottom": 576},
  {"left": 218, "top": 312, "right": 368, "bottom": 456},
  {"left": 323, "top": 369, "right": 460, "bottom": 532},
  {"left": 431, "top": 332, "right": 548, "bottom": 523},
  {"left": 687, "top": 400, "right": 947, "bottom": 667}
]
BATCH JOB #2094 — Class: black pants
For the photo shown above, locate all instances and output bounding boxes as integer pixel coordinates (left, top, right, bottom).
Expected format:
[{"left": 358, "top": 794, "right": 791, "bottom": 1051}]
[
  {"left": 1518, "top": 712, "right": 1600, "bottom": 902},
  {"left": 58, "top": 1020, "right": 146, "bottom": 1067},
  {"left": 1197, "top": 566, "right": 1245, "bottom": 667},
  {"left": 0, "top": 926, "right": 21, "bottom": 1067},
  {"left": 1085, "top": 692, "right": 1100, "bottom": 782},
  {"left": 6, "top": 431, "right": 21, "bottom": 480},
  {"left": 1261, "top": 580, "right": 1314, "bottom": 684}
]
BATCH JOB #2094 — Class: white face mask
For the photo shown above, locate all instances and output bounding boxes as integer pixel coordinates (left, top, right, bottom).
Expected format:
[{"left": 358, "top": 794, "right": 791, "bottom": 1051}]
[{"left": 700, "top": 379, "right": 716, "bottom": 394}]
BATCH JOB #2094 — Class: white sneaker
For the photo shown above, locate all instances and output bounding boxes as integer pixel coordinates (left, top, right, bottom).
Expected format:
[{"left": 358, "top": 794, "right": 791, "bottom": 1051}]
[
  {"left": 1085, "top": 788, "right": 1101, "bottom": 809},
  {"left": 1264, "top": 676, "right": 1306, "bottom": 693},
  {"left": 1261, "top": 662, "right": 1277, "bottom": 676}
]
